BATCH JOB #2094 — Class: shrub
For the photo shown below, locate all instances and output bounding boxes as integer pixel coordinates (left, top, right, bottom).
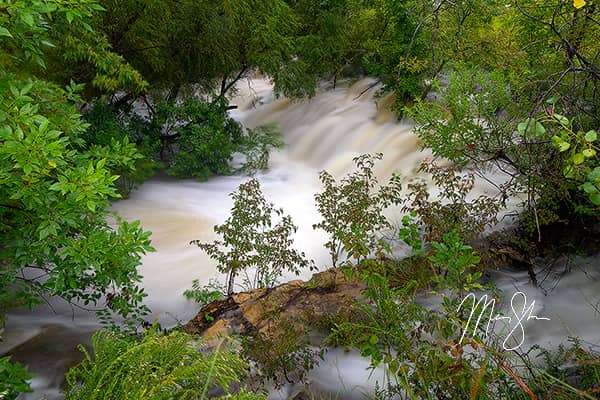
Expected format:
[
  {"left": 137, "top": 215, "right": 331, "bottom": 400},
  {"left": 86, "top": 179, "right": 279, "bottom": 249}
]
[
  {"left": 156, "top": 97, "right": 243, "bottom": 180},
  {"left": 240, "top": 318, "right": 323, "bottom": 390},
  {"left": 184, "top": 278, "right": 226, "bottom": 308},
  {"left": 191, "top": 178, "right": 313, "bottom": 295},
  {"left": 407, "top": 68, "right": 599, "bottom": 234},
  {"left": 403, "top": 160, "right": 504, "bottom": 246},
  {"left": 84, "top": 97, "right": 284, "bottom": 183},
  {"left": 313, "top": 153, "right": 402, "bottom": 268},
  {"left": 235, "top": 123, "right": 285, "bottom": 175},
  {"left": 82, "top": 101, "right": 158, "bottom": 196}
]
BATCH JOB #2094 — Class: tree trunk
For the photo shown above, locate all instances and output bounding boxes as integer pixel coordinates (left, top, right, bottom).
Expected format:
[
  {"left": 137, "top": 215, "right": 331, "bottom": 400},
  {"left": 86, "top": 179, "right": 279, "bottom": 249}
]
[{"left": 227, "top": 270, "right": 236, "bottom": 295}]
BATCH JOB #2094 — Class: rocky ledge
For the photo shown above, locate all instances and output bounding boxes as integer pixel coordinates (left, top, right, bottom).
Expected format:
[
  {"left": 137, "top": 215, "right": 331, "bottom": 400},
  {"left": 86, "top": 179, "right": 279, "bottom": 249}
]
[{"left": 182, "top": 269, "right": 366, "bottom": 343}]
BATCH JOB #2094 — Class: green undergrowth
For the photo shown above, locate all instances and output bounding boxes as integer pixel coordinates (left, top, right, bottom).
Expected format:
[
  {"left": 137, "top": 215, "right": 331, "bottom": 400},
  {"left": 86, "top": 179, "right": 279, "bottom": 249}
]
[{"left": 63, "top": 328, "right": 265, "bottom": 400}]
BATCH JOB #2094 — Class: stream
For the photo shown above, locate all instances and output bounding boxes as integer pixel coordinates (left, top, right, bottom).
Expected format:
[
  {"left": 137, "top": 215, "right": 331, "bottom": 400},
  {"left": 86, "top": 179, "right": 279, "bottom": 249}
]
[{"left": 1, "top": 79, "right": 599, "bottom": 399}]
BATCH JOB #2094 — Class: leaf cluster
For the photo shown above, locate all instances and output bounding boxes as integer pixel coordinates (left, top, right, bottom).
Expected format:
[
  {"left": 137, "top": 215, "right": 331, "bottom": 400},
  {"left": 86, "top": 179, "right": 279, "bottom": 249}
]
[
  {"left": 313, "top": 153, "right": 402, "bottom": 267},
  {"left": 191, "top": 179, "right": 313, "bottom": 295},
  {"left": 184, "top": 278, "right": 226, "bottom": 309},
  {"left": 0, "top": 356, "right": 32, "bottom": 400}
]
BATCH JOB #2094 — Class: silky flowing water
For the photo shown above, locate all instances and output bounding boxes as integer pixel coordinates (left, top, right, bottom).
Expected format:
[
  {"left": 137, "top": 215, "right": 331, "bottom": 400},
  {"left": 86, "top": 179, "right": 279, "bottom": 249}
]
[{"left": 1, "top": 79, "right": 599, "bottom": 399}]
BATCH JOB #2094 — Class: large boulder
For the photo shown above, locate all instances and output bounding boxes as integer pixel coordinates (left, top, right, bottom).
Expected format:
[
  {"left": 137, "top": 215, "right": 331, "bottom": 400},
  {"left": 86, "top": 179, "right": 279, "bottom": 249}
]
[{"left": 182, "top": 269, "right": 366, "bottom": 341}]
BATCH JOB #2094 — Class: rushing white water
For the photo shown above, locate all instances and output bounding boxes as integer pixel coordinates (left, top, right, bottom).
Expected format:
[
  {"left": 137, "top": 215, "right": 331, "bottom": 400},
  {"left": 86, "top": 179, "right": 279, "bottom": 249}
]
[{"left": 2, "top": 78, "right": 599, "bottom": 400}]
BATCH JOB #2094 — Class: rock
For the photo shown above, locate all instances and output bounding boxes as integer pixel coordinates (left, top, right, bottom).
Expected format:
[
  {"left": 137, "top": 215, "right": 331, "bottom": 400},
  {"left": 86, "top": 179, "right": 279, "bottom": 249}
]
[
  {"left": 182, "top": 297, "right": 238, "bottom": 336},
  {"left": 202, "top": 319, "right": 232, "bottom": 348},
  {"left": 232, "top": 289, "right": 266, "bottom": 305},
  {"left": 240, "top": 280, "right": 305, "bottom": 328},
  {"left": 182, "top": 268, "right": 366, "bottom": 344}
]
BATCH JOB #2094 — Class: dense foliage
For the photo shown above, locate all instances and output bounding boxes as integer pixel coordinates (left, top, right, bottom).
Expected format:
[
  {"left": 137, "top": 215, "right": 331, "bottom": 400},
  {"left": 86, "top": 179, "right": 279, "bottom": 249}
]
[
  {"left": 0, "top": 356, "right": 32, "bottom": 400},
  {"left": 63, "top": 329, "right": 265, "bottom": 400},
  {"left": 405, "top": 0, "right": 600, "bottom": 223},
  {"left": 82, "top": 97, "right": 285, "bottom": 186},
  {"left": 0, "top": 0, "right": 154, "bottom": 328}
]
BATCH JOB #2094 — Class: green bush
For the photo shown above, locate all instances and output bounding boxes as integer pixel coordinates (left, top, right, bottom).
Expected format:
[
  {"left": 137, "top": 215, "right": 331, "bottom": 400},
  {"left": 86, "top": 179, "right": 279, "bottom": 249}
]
[
  {"left": 192, "top": 178, "right": 314, "bottom": 295},
  {"left": 235, "top": 123, "right": 285, "bottom": 175},
  {"left": 82, "top": 101, "right": 158, "bottom": 196},
  {"left": 313, "top": 153, "right": 402, "bottom": 268},
  {"left": 184, "top": 278, "right": 226, "bottom": 308},
  {"left": 83, "top": 97, "right": 284, "bottom": 183},
  {"left": 403, "top": 161, "right": 503, "bottom": 245},
  {"left": 63, "top": 329, "right": 265, "bottom": 400},
  {"left": 0, "top": 0, "right": 154, "bottom": 328}
]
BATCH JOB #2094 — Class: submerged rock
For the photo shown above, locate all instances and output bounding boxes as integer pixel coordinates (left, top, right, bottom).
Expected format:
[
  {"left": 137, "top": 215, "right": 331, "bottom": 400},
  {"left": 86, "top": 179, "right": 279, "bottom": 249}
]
[{"left": 1, "top": 324, "right": 95, "bottom": 399}]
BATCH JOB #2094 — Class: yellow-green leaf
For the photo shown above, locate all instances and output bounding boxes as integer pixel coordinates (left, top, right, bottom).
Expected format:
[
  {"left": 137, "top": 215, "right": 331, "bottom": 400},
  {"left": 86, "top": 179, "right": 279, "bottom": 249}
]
[
  {"left": 574, "top": 0, "right": 586, "bottom": 8},
  {"left": 585, "top": 130, "right": 597, "bottom": 142},
  {"left": 557, "top": 141, "right": 570, "bottom": 152},
  {"left": 582, "top": 149, "right": 596, "bottom": 158}
]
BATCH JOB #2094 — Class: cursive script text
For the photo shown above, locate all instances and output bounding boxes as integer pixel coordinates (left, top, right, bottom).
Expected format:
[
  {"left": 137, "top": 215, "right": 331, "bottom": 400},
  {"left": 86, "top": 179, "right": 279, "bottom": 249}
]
[{"left": 457, "top": 291, "right": 550, "bottom": 351}]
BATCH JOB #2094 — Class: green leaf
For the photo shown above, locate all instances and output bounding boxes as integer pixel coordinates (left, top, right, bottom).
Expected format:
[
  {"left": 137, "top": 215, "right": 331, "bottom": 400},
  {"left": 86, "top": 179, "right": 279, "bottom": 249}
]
[
  {"left": 9, "top": 86, "right": 19, "bottom": 98},
  {"left": 584, "top": 130, "right": 597, "bottom": 142},
  {"left": 39, "top": 226, "right": 50, "bottom": 240},
  {"left": 557, "top": 141, "right": 570, "bottom": 152},
  {"left": 21, "top": 12, "right": 34, "bottom": 26},
  {"left": 573, "top": 153, "right": 585, "bottom": 165},
  {"left": 0, "top": 27, "right": 13, "bottom": 38},
  {"left": 582, "top": 149, "right": 596, "bottom": 158},
  {"left": 552, "top": 114, "right": 570, "bottom": 126},
  {"left": 517, "top": 118, "right": 545, "bottom": 138},
  {"left": 588, "top": 167, "right": 600, "bottom": 181},
  {"left": 535, "top": 121, "right": 547, "bottom": 136},
  {"left": 20, "top": 82, "right": 33, "bottom": 96},
  {"left": 23, "top": 163, "right": 33, "bottom": 175},
  {"left": 582, "top": 182, "right": 597, "bottom": 194},
  {"left": 563, "top": 165, "right": 575, "bottom": 179},
  {"left": 517, "top": 121, "right": 528, "bottom": 136},
  {"left": 546, "top": 95, "right": 559, "bottom": 105},
  {"left": 590, "top": 193, "right": 600, "bottom": 206}
]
